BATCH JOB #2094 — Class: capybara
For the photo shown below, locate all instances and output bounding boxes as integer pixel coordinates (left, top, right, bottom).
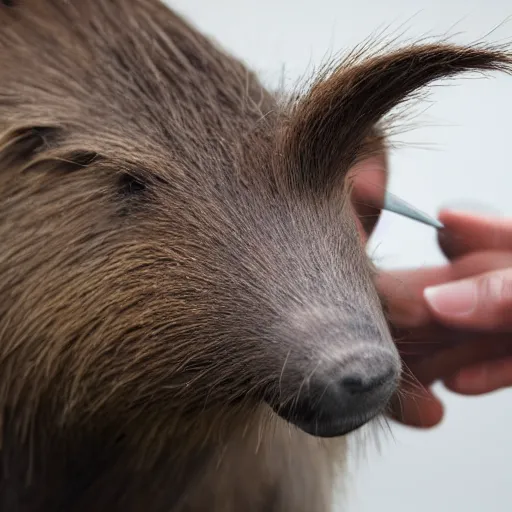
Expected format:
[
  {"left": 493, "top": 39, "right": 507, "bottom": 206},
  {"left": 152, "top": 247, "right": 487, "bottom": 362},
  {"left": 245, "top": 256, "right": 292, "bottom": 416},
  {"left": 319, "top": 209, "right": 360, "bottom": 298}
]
[{"left": 0, "top": 1, "right": 510, "bottom": 510}]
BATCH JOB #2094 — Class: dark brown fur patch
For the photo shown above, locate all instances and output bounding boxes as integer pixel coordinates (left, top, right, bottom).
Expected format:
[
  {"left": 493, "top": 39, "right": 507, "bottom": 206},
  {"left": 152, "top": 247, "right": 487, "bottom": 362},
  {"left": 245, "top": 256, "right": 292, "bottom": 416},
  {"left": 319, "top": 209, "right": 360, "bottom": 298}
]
[{"left": 0, "top": 1, "right": 510, "bottom": 510}]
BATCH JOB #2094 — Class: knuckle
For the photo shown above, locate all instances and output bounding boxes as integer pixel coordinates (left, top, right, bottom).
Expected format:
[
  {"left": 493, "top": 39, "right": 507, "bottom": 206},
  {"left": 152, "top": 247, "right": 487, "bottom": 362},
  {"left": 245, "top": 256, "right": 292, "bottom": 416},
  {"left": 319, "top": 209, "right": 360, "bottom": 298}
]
[{"left": 477, "top": 270, "right": 512, "bottom": 317}]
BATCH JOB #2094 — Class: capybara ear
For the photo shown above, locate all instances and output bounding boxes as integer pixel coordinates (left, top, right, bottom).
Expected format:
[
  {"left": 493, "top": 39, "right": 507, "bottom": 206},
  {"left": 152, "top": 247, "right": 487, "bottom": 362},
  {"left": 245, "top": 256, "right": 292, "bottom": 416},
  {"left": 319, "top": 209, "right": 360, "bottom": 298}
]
[{"left": 278, "top": 43, "right": 512, "bottom": 194}]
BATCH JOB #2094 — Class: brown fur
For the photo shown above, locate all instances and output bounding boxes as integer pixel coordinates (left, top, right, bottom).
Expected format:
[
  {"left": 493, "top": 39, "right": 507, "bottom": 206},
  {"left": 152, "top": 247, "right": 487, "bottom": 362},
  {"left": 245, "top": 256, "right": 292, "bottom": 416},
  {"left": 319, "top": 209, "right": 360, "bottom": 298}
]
[{"left": 0, "top": 1, "right": 510, "bottom": 510}]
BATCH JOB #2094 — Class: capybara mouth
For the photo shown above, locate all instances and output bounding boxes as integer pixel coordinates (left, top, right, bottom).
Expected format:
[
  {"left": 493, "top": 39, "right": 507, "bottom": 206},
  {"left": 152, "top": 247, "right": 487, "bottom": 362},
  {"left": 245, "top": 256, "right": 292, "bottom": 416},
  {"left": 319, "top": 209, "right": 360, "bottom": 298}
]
[
  {"left": 270, "top": 401, "right": 383, "bottom": 438},
  {"left": 265, "top": 366, "right": 398, "bottom": 438}
]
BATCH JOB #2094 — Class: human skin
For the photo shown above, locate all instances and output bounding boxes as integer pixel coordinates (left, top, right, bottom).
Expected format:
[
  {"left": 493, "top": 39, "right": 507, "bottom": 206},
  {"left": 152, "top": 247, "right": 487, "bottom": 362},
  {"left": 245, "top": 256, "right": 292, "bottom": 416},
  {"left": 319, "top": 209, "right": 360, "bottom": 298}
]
[{"left": 349, "top": 156, "right": 512, "bottom": 428}]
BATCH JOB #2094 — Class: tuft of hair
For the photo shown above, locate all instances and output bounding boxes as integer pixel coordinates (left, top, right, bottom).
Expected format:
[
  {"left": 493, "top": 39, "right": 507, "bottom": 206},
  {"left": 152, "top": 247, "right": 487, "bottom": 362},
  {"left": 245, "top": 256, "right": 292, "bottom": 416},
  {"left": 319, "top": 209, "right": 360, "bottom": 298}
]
[{"left": 277, "top": 41, "right": 512, "bottom": 194}]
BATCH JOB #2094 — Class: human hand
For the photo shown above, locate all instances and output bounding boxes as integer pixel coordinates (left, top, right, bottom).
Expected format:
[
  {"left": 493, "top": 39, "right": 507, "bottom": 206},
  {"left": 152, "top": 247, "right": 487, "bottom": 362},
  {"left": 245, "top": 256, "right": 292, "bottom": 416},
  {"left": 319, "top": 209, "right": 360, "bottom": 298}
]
[
  {"left": 349, "top": 158, "right": 512, "bottom": 428},
  {"left": 379, "top": 216, "right": 512, "bottom": 427}
]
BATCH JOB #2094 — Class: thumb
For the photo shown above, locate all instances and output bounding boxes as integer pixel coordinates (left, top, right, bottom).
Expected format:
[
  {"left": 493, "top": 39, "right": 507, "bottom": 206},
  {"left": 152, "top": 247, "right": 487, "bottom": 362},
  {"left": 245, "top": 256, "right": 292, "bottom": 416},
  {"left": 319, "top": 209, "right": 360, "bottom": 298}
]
[{"left": 423, "top": 268, "right": 512, "bottom": 330}]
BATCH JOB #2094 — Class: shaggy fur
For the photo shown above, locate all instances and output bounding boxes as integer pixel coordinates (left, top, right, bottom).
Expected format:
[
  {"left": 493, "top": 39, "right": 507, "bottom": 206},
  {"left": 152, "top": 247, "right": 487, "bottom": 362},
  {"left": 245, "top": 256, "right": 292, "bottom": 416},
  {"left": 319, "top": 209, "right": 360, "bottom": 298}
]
[{"left": 0, "top": 1, "right": 510, "bottom": 510}]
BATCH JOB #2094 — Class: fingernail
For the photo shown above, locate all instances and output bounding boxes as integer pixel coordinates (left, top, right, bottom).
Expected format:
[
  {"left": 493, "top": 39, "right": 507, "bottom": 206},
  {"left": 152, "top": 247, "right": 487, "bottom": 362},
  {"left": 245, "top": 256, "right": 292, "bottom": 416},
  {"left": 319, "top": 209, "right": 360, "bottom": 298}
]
[{"left": 424, "top": 280, "right": 477, "bottom": 316}]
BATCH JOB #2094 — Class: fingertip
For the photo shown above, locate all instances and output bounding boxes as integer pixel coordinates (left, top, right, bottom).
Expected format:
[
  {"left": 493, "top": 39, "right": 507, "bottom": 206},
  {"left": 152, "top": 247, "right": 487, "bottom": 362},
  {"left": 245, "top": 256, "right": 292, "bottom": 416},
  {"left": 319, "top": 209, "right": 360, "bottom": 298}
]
[
  {"left": 436, "top": 209, "right": 477, "bottom": 260},
  {"left": 437, "top": 209, "right": 512, "bottom": 259},
  {"left": 423, "top": 280, "right": 477, "bottom": 318},
  {"left": 423, "top": 271, "right": 512, "bottom": 330},
  {"left": 389, "top": 389, "right": 444, "bottom": 428}
]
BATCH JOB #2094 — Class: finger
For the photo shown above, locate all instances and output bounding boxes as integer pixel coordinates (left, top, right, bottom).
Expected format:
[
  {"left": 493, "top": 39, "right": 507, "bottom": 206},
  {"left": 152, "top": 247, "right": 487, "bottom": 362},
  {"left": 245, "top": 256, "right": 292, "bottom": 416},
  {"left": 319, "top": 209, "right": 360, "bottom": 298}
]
[
  {"left": 424, "top": 267, "right": 512, "bottom": 330},
  {"left": 391, "top": 339, "right": 512, "bottom": 427},
  {"left": 379, "top": 251, "right": 512, "bottom": 328},
  {"left": 389, "top": 386, "right": 444, "bottom": 428},
  {"left": 349, "top": 154, "right": 387, "bottom": 239},
  {"left": 438, "top": 210, "right": 512, "bottom": 260},
  {"left": 391, "top": 336, "right": 511, "bottom": 427},
  {"left": 405, "top": 335, "right": 512, "bottom": 388},
  {"left": 444, "top": 356, "right": 512, "bottom": 395},
  {"left": 448, "top": 251, "right": 512, "bottom": 278},
  {"left": 394, "top": 327, "right": 509, "bottom": 362},
  {"left": 377, "top": 266, "right": 454, "bottom": 328}
]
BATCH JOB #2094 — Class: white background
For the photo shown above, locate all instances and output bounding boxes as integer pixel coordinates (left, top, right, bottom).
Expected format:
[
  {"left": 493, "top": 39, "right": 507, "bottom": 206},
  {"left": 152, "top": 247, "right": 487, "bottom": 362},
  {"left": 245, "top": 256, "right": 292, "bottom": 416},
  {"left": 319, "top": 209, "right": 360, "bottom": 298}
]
[{"left": 166, "top": 1, "right": 512, "bottom": 510}]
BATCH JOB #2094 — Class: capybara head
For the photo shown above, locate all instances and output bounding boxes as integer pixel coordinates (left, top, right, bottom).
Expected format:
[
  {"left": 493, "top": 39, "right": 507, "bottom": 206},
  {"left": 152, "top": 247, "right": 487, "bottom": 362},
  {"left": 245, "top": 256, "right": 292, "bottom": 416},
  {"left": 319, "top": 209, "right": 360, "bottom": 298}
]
[{"left": 0, "top": 0, "right": 511, "bottom": 450}]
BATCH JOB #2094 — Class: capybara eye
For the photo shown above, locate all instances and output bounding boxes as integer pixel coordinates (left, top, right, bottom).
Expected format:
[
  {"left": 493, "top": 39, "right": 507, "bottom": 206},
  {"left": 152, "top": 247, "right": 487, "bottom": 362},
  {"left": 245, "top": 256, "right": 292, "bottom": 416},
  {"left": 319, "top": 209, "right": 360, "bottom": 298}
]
[
  {"left": 66, "top": 151, "right": 100, "bottom": 171},
  {"left": 117, "top": 172, "right": 147, "bottom": 196}
]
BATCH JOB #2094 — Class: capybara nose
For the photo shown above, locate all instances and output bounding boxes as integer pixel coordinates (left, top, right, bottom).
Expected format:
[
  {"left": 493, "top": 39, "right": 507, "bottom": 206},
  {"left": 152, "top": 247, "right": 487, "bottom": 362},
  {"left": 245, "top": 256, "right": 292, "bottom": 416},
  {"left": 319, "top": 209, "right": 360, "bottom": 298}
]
[{"left": 268, "top": 347, "right": 400, "bottom": 438}]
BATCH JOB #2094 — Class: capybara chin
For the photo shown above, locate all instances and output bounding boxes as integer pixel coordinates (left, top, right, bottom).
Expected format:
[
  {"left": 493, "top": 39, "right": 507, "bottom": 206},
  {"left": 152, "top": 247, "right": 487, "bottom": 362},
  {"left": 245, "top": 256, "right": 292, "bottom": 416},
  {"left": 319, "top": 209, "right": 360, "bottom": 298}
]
[{"left": 0, "top": 1, "right": 510, "bottom": 510}]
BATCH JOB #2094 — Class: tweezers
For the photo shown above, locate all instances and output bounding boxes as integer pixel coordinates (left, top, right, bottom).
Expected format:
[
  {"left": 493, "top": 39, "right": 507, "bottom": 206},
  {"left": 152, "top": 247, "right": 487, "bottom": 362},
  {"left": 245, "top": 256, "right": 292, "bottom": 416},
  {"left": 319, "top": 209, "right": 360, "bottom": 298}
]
[{"left": 380, "top": 190, "right": 444, "bottom": 229}]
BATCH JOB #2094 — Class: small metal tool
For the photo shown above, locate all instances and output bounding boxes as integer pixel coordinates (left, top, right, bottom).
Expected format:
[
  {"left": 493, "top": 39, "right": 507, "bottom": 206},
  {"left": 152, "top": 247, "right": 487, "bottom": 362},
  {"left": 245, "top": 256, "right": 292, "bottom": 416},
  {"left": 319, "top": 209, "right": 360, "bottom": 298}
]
[{"left": 381, "top": 190, "right": 444, "bottom": 229}]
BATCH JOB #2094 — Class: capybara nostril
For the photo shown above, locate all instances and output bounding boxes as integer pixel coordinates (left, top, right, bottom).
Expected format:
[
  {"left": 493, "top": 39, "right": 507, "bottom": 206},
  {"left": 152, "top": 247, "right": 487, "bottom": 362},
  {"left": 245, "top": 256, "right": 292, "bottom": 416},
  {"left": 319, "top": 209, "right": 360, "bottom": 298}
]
[{"left": 341, "top": 368, "right": 396, "bottom": 395}]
